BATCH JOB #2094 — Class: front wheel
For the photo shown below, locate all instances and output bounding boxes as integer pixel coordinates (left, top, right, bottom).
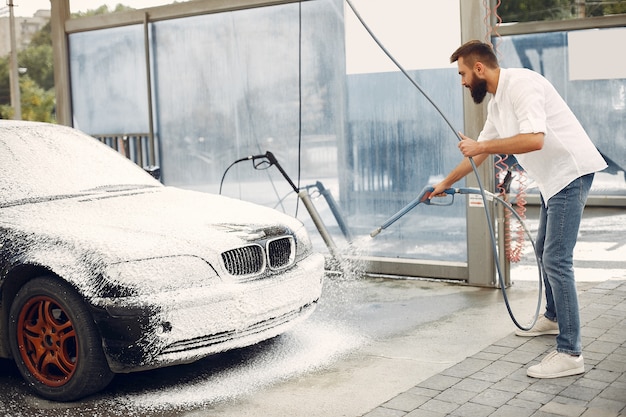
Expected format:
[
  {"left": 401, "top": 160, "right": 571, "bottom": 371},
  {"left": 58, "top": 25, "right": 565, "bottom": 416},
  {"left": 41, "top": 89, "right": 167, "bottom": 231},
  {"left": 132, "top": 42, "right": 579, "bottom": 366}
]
[{"left": 8, "top": 276, "right": 114, "bottom": 401}]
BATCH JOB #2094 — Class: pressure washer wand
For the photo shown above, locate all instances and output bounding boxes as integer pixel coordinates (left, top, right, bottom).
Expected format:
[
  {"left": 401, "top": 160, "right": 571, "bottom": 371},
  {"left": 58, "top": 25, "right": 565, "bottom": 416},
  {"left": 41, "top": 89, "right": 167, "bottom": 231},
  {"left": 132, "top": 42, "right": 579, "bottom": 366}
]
[{"left": 370, "top": 186, "right": 456, "bottom": 237}]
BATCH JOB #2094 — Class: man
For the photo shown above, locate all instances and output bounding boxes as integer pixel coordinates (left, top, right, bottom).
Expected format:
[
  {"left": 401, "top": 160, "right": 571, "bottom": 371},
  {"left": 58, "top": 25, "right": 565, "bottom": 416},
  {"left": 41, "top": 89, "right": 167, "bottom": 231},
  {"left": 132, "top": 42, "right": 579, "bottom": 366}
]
[{"left": 430, "top": 40, "right": 607, "bottom": 378}]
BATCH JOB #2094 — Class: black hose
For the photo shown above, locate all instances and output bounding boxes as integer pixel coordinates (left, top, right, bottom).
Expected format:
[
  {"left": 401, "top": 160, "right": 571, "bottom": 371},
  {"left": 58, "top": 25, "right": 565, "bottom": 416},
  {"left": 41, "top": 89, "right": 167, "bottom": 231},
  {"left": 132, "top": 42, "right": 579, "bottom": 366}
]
[{"left": 219, "top": 156, "right": 252, "bottom": 195}]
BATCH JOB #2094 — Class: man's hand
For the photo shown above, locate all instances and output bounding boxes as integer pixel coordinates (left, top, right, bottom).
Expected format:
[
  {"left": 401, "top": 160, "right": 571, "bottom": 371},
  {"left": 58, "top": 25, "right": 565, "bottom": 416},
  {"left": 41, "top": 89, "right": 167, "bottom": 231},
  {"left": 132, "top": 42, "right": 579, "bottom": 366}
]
[
  {"left": 427, "top": 182, "right": 452, "bottom": 200},
  {"left": 457, "top": 132, "right": 483, "bottom": 158}
]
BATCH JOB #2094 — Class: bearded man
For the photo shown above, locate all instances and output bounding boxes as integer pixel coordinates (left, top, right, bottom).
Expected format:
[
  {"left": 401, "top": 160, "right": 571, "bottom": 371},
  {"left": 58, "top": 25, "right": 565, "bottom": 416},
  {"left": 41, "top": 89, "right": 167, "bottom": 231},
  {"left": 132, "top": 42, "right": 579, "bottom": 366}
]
[{"left": 430, "top": 40, "right": 607, "bottom": 378}]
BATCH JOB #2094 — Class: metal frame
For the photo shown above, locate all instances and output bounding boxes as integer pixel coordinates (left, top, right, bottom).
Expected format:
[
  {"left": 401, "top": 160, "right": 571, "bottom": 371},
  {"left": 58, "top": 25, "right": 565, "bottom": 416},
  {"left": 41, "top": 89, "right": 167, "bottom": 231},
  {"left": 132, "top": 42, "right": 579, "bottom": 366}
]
[
  {"left": 496, "top": 13, "right": 626, "bottom": 36},
  {"left": 92, "top": 133, "right": 155, "bottom": 168},
  {"left": 459, "top": 0, "right": 500, "bottom": 287}
]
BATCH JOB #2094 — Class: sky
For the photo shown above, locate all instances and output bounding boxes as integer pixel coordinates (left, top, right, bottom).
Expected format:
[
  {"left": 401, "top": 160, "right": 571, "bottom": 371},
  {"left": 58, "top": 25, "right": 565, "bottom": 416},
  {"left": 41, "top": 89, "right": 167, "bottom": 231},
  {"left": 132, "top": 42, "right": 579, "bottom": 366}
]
[{"left": 344, "top": 0, "right": 460, "bottom": 73}]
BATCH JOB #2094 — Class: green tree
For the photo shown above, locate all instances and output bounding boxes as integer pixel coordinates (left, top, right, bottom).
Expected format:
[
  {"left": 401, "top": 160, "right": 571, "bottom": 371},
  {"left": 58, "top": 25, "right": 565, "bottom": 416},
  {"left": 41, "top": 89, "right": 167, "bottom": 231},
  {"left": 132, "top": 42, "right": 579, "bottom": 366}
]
[
  {"left": 0, "top": 57, "right": 9, "bottom": 107},
  {"left": 496, "top": 0, "right": 574, "bottom": 22},
  {"left": 19, "top": 76, "right": 55, "bottom": 122},
  {"left": 0, "top": 45, "right": 55, "bottom": 121},
  {"left": 1, "top": 75, "right": 55, "bottom": 121},
  {"left": 1, "top": 4, "right": 135, "bottom": 121},
  {"left": 18, "top": 44, "right": 54, "bottom": 91},
  {"left": 72, "top": 3, "right": 134, "bottom": 17},
  {"left": 0, "top": 20, "right": 54, "bottom": 121},
  {"left": 30, "top": 20, "right": 52, "bottom": 47},
  {"left": 586, "top": 0, "right": 626, "bottom": 16},
  {"left": 495, "top": 0, "right": 626, "bottom": 22}
]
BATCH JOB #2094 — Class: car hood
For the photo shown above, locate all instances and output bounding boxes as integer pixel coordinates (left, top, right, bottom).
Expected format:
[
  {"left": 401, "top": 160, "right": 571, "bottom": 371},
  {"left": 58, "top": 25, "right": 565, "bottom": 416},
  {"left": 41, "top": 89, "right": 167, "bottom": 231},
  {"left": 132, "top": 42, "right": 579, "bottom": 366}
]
[{"left": 1, "top": 186, "right": 306, "bottom": 264}]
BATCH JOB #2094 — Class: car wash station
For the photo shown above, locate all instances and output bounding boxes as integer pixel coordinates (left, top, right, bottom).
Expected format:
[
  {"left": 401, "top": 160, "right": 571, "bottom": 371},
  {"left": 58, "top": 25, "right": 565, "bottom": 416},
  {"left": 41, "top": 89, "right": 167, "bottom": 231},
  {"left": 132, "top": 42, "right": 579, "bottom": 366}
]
[{"left": 2, "top": 0, "right": 626, "bottom": 415}]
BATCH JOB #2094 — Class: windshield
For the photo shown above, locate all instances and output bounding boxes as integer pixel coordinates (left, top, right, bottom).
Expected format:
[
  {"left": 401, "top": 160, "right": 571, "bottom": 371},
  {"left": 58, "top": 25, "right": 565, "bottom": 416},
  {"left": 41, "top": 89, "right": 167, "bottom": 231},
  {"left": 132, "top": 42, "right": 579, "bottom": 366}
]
[{"left": 0, "top": 122, "right": 161, "bottom": 206}]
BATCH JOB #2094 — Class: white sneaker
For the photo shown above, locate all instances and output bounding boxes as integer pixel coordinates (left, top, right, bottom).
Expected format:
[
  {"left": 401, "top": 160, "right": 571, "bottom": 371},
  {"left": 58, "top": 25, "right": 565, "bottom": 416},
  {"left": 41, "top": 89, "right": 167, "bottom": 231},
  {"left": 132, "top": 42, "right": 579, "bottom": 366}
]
[
  {"left": 515, "top": 314, "right": 559, "bottom": 337},
  {"left": 527, "top": 351, "right": 585, "bottom": 378}
]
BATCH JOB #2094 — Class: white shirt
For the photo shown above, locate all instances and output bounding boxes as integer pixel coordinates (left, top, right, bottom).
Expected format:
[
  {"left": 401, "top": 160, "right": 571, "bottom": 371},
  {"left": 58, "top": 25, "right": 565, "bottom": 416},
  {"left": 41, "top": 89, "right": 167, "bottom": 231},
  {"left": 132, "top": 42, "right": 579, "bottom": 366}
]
[{"left": 477, "top": 68, "right": 607, "bottom": 201}]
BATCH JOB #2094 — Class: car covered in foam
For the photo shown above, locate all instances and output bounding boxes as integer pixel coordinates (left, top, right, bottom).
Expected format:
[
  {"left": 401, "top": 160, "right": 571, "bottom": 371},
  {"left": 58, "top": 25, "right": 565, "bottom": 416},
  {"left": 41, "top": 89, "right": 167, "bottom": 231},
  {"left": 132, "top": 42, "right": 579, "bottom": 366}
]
[{"left": 0, "top": 120, "right": 324, "bottom": 401}]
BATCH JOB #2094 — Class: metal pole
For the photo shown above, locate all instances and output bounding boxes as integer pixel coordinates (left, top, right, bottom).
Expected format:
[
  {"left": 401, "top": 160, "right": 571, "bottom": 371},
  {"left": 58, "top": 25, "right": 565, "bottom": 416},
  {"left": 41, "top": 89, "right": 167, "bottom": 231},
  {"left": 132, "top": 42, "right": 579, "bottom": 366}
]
[
  {"left": 50, "top": 0, "right": 72, "bottom": 125},
  {"left": 143, "top": 12, "right": 156, "bottom": 167},
  {"left": 298, "top": 190, "right": 341, "bottom": 263},
  {"left": 315, "top": 181, "right": 353, "bottom": 242},
  {"left": 460, "top": 0, "right": 499, "bottom": 287},
  {"left": 8, "top": 0, "right": 21, "bottom": 120}
]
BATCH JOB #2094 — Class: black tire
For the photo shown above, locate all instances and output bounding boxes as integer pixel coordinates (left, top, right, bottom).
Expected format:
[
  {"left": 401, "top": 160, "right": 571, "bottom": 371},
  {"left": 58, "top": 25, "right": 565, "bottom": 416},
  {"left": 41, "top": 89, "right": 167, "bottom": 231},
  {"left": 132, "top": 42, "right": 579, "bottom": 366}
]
[{"left": 8, "top": 276, "right": 114, "bottom": 401}]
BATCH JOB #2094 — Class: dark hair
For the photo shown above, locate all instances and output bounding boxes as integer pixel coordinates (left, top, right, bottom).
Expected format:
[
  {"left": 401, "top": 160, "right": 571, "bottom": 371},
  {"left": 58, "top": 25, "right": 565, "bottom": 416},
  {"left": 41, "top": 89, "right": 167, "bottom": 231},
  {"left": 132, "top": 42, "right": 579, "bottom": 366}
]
[{"left": 450, "top": 40, "right": 499, "bottom": 69}]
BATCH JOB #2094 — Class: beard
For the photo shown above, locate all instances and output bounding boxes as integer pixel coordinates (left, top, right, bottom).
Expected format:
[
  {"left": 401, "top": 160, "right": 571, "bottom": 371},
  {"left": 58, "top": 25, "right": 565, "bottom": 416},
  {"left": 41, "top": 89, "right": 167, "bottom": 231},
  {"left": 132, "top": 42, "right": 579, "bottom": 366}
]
[{"left": 469, "top": 77, "right": 488, "bottom": 104}]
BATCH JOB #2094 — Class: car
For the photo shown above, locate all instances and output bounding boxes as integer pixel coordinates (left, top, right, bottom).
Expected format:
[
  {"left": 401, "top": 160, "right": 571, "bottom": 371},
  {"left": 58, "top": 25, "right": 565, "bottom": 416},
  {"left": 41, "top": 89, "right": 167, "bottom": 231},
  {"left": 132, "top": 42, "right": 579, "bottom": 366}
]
[{"left": 0, "top": 120, "right": 325, "bottom": 401}]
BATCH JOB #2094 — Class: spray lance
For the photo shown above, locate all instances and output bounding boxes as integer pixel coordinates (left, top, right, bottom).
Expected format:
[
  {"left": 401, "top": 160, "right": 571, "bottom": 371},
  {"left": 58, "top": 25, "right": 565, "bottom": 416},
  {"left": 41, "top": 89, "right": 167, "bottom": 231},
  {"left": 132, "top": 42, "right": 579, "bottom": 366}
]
[
  {"left": 370, "top": 186, "right": 517, "bottom": 238},
  {"left": 370, "top": 187, "right": 456, "bottom": 238},
  {"left": 345, "top": 0, "right": 542, "bottom": 331}
]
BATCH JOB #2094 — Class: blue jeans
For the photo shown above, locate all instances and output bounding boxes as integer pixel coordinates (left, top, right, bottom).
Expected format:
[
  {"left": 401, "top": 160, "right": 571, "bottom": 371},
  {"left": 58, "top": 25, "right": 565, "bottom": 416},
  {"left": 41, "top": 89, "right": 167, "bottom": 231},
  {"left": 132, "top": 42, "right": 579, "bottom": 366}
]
[{"left": 537, "top": 173, "right": 594, "bottom": 356}]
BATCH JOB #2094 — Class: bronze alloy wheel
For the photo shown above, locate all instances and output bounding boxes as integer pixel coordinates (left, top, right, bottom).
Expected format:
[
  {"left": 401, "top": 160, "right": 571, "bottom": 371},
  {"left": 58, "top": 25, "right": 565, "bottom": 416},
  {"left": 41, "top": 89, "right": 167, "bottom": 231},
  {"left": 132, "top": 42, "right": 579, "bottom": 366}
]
[
  {"left": 16, "top": 295, "right": 78, "bottom": 387},
  {"left": 9, "top": 276, "right": 114, "bottom": 401}
]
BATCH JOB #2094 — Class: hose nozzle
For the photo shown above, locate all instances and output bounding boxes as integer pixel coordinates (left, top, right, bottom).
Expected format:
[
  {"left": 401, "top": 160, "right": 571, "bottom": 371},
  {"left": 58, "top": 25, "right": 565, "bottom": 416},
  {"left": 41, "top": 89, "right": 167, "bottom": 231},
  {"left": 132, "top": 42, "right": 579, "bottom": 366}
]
[{"left": 370, "top": 227, "right": 382, "bottom": 238}]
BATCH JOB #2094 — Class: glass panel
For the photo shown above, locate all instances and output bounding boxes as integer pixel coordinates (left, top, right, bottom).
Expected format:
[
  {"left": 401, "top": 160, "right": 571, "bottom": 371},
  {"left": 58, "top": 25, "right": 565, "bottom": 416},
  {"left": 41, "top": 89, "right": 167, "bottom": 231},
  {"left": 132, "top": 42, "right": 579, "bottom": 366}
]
[
  {"left": 68, "top": 26, "right": 149, "bottom": 134},
  {"left": 152, "top": 5, "right": 321, "bottom": 187},
  {"left": 344, "top": 69, "right": 465, "bottom": 261},
  {"left": 495, "top": 30, "right": 626, "bottom": 196}
]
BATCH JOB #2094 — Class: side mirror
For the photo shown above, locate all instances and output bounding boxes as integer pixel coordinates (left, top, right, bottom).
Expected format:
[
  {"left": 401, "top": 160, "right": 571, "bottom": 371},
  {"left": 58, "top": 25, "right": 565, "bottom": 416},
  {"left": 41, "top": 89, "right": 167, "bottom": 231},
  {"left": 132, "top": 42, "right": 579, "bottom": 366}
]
[{"left": 144, "top": 165, "right": 161, "bottom": 180}]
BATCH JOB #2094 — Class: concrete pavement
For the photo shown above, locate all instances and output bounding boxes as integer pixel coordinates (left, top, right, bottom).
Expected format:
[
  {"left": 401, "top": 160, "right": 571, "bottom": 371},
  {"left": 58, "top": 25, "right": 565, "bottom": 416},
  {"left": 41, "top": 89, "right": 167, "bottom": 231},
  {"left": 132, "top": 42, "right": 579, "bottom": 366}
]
[
  {"left": 359, "top": 205, "right": 626, "bottom": 417},
  {"left": 362, "top": 279, "right": 626, "bottom": 417}
]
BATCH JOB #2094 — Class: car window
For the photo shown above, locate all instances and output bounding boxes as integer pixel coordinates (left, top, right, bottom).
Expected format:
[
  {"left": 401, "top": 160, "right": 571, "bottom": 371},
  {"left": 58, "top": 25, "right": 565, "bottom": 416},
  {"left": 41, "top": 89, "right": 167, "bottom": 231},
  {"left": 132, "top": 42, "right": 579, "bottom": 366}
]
[{"left": 0, "top": 123, "right": 161, "bottom": 205}]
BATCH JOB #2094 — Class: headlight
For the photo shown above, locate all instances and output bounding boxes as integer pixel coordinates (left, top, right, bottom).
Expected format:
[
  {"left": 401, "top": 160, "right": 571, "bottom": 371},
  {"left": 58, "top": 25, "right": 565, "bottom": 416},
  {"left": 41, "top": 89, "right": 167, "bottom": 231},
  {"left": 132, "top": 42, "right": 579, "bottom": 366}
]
[{"left": 106, "top": 255, "right": 219, "bottom": 295}]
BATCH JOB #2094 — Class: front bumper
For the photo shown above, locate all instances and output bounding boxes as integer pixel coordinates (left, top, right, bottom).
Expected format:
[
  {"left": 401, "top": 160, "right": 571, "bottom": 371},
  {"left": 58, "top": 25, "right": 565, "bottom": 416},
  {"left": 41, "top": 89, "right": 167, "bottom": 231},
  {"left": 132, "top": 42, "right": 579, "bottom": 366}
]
[{"left": 91, "top": 253, "right": 324, "bottom": 373}]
